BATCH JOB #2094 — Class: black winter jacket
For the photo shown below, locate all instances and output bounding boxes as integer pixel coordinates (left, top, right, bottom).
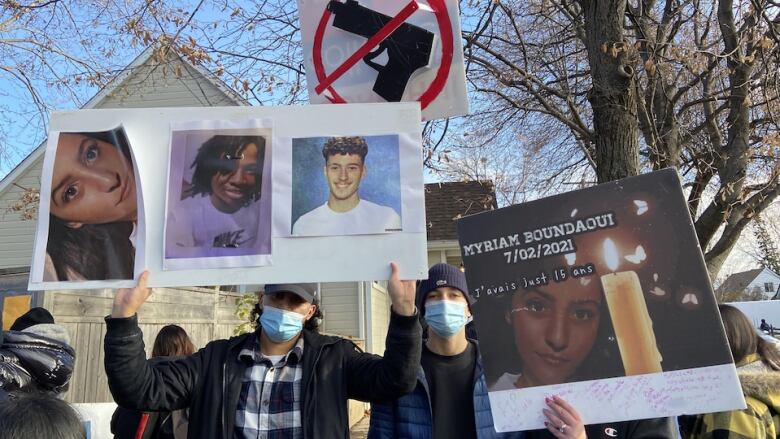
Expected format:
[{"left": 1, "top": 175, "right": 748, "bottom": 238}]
[
  {"left": 104, "top": 311, "right": 421, "bottom": 439},
  {"left": 0, "top": 329, "right": 75, "bottom": 394}
]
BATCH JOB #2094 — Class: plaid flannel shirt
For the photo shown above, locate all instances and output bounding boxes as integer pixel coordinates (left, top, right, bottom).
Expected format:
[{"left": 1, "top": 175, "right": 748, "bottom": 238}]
[{"left": 235, "top": 335, "right": 304, "bottom": 439}]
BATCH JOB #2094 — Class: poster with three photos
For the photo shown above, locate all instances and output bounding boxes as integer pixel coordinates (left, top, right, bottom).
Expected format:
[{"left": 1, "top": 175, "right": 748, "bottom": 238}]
[
  {"left": 28, "top": 103, "right": 428, "bottom": 290},
  {"left": 456, "top": 169, "right": 745, "bottom": 432}
]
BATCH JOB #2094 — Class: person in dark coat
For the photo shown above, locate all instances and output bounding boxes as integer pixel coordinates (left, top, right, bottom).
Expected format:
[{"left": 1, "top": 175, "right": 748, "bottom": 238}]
[
  {"left": 111, "top": 324, "right": 196, "bottom": 439},
  {"left": 369, "top": 263, "right": 525, "bottom": 439},
  {"left": 0, "top": 307, "right": 75, "bottom": 396},
  {"left": 104, "top": 263, "right": 420, "bottom": 439}
]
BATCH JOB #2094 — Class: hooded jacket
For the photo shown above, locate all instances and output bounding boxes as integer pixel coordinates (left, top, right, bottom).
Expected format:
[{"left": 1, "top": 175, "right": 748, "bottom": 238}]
[
  {"left": 0, "top": 324, "right": 75, "bottom": 394},
  {"left": 681, "top": 354, "right": 780, "bottom": 439}
]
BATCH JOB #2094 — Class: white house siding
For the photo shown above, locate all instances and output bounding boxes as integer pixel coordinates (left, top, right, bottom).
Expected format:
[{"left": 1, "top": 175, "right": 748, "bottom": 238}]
[
  {"left": 319, "top": 282, "right": 360, "bottom": 338},
  {"left": 98, "top": 57, "right": 236, "bottom": 109},
  {"left": 426, "top": 240, "right": 462, "bottom": 268},
  {"left": 746, "top": 268, "right": 780, "bottom": 299},
  {"left": 370, "top": 282, "right": 391, "bottom": 355},
  {"left": 0, "top": 160, "right": 44, "bottom": 269}
]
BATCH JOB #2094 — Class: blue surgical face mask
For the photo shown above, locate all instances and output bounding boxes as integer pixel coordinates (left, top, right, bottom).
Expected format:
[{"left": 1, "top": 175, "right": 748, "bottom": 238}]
[
  {"left": 425, "top": 300, "right": 470, "bottom": 338},
  {"left": 259, "top": 305, "right": 306, "bottom": 342}
]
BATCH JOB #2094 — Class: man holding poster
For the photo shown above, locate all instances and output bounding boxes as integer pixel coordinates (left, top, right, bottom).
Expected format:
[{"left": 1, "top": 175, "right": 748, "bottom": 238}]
[{"left": 103, "top": 263, "right": 420, "bottom": 439}]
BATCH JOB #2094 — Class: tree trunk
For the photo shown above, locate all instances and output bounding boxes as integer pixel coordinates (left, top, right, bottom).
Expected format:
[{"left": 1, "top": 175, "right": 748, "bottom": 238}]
[{"left": 580, "top": 0, "right": 640, "bottom": 183}]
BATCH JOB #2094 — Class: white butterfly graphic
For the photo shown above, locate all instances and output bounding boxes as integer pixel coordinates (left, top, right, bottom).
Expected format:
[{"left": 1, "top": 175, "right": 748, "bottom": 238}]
[
  {"left": 634, "top": 200, "right": 648, "bottom": 215},
  {"left": 624, "top": 245, "right": 646, "bottom": 264},
  {"left": 650, "top": 286, "right": 666, "bottom": 296},
  {"left": 681, "top": 293, "right": 699, "bottom": 305}
]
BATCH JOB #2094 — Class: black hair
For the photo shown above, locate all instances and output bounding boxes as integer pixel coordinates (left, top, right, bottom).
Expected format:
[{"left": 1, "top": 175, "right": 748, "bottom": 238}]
[
  {"left": 567, "top": 296, "right": 624, "bottom": 381},
  {"left": 321, "top": 136, "right": 368, "bottom": 163},
  {"left": 252, "top": 295, "right": 322, "bottom": 332},
  {"left": 46, "top": 129, "right": 135, "bottom": 281},
  {"left": 189, "top": 135, "right": 265, "bottom": 202},
  {"left": 0, "top": 393, "right": 86, "bottom": 439}
]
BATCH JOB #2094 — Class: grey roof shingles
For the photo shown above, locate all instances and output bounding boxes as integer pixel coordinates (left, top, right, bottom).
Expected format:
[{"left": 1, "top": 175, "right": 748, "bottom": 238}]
[
  {"left": 716, "top": 268, "right": 765, "bottom": 294},
  {"left": 424, "top": 181, "right": 497, "bottom": 241}
]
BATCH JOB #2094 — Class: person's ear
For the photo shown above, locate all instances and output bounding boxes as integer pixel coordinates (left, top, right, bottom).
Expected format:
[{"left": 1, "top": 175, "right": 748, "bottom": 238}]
[
  {"left": 360, "top": 163, "right": 367, "bottom": 179},
  {"left": 65, "top": 221, "right": 83, "bottom": 229},
  {"left": 305, "top": 303, "right": 317, "bottom": 321}
]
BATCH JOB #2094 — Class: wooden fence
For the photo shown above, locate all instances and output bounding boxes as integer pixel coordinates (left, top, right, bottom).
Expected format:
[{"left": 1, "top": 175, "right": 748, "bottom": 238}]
[{"left": 42, "top": 286, "right": 244, "bottom": 404}]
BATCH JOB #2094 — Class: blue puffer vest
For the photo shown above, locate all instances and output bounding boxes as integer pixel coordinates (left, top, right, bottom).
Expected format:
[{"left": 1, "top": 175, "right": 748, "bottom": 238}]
[{"left": 368, "top": 341, "right": 524, "bottom": 439}]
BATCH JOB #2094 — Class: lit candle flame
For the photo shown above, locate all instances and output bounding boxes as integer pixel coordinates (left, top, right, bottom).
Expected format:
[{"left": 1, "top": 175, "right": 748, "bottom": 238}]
[{"left": 604, "top": 238, "right": 619, "bottom": 271}]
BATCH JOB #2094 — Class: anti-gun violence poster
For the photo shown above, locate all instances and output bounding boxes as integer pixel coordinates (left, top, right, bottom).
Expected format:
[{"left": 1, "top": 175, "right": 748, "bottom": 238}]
[
  {"left": 29, "top": 102, "right": 428, "bottom": 290},
  {"left": 457, "top": 169, "right": 745, "bottom": 432},
  {"left": 297, "top": 0, "right": 469, "bottom": 120}
]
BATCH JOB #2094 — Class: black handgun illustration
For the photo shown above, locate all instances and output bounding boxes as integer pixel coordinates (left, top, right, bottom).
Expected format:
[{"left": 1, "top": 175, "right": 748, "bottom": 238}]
[{"left": 327, "top": 0, "right": 435, "bottom": 102}]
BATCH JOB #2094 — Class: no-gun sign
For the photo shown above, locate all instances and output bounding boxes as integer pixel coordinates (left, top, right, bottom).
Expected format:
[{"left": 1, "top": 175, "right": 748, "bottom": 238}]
[{"left": 297, "top": 0, "right": 469, "bottom": 120}]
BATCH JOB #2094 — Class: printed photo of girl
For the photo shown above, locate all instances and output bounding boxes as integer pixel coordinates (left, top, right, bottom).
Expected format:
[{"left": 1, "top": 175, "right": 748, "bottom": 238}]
[{"left": 43, "top": 128, "right": 138, "bottom": 281}]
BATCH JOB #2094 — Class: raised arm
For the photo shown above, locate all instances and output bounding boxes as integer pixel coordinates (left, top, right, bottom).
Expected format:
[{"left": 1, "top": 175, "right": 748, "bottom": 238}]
[
  {"left": 345, "top": 262, "right": 421, "bottom": 401},
  {"left": 104, "top": 271, "right": 200, "bottom": 411}
]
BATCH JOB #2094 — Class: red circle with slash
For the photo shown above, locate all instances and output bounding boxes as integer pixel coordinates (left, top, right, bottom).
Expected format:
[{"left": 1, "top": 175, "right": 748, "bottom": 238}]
[{"left": 312, "top": 0, "right": 454, "bottom": 110}]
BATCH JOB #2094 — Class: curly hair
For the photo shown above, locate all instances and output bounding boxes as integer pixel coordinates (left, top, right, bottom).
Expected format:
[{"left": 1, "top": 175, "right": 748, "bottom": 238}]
[
  {"left": 321, "top": 136, "right": 368, "bottom": 163},
  {"left": 189, "top": 135, "right": 265, "bottom": 202}
]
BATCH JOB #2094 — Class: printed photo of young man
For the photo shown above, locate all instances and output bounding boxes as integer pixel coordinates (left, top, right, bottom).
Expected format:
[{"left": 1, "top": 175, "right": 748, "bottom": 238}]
[{"left": 291, "top": 135, "right": 402, "bottom": 236}]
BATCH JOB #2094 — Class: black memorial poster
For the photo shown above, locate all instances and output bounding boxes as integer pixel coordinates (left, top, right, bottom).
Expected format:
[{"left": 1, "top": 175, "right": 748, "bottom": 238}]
[{"left": 457, "top": 168, "right": 744, "bottom": 431}]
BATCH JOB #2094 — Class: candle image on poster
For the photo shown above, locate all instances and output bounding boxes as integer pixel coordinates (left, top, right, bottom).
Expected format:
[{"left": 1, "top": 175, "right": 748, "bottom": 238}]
[{"left": 457, "top": 169, "right": 745, "bottom": 431}]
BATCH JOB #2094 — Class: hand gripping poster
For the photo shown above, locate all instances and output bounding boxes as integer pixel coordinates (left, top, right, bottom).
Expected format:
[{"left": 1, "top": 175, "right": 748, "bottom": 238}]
[{"left": 457, "top": 169, "right": 745, "bottom": 432}]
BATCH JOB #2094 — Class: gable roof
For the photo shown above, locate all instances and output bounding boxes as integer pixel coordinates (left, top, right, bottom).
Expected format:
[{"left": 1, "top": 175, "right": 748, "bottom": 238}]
[
  {"left": 425, "top": 181, "right": 497, "bottom": 241},
  {"left": 0, "top": 45, "right": 247, "bottom": 195},
  {"left": 716, "top": 268, "right": 768, "bottom": 294}
]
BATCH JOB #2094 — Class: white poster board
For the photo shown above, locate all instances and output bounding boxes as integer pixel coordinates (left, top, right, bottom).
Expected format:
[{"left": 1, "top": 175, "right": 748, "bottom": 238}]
[
  {"left": 29, "top": 103, "right": 427, "bottom": 290},
  {"left": 297, "top": 0, "right": 469, "bottom": 120}
]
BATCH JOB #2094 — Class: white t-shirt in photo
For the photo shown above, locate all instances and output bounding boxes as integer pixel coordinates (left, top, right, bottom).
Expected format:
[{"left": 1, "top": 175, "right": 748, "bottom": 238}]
[
  {"left": 167, "top": 195, "right": 262, "bottom": 251},
  {"left": 292, "top": 199, "right": 401, "bottom": 236}
]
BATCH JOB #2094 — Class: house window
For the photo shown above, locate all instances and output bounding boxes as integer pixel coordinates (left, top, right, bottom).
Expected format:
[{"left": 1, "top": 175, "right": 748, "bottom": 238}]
[{"left": 766, "top": 282, "right": 775, "bottom": 293}]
